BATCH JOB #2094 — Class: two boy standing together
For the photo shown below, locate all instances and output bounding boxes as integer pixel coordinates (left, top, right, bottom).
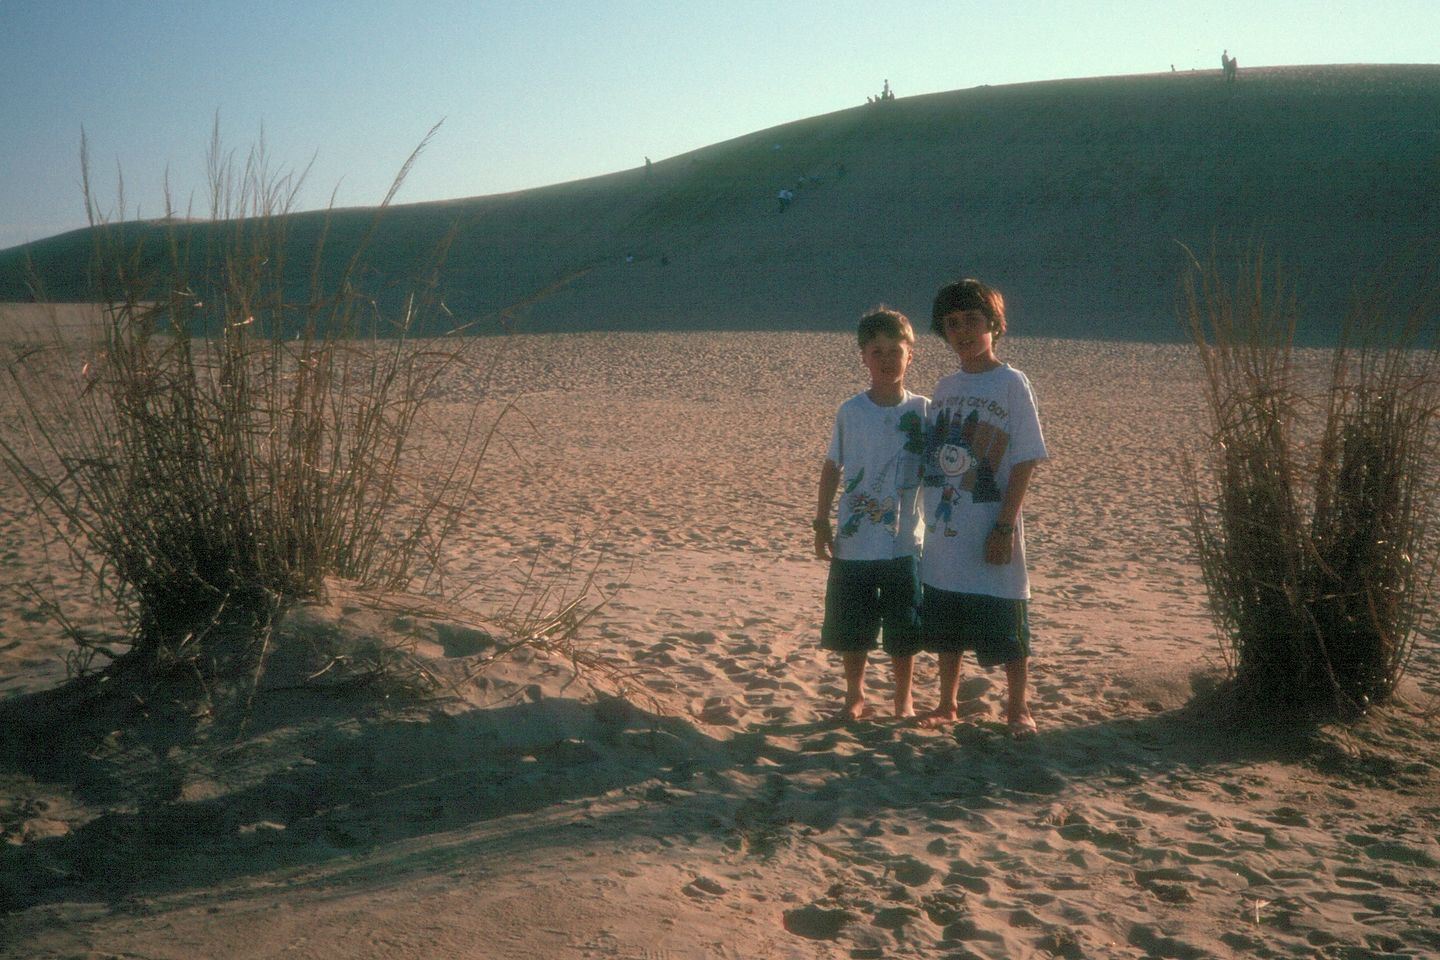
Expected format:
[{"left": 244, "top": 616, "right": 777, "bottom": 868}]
[{"left": 814, "top": 278, "right": 1047, "bottom": 736}]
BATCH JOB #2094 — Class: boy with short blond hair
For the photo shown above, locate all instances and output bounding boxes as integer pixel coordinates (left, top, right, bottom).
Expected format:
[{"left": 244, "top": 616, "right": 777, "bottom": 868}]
[
  {"left": 920, "top": 278, "right": 1048, "bottom": 736},
  {"left": 815, "top": 307, "right": 928, "bottom": 720}
]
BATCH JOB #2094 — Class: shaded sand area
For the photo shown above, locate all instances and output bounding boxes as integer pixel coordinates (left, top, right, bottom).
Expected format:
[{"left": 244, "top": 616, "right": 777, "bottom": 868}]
[{"left": 2, "top": 320, "right": 1439, "bottom": 958}]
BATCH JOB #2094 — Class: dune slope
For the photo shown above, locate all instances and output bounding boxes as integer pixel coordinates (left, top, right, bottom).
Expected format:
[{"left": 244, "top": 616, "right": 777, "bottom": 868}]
[{"left": 3, "top": 65, "right": 1437, "bottom": 340}]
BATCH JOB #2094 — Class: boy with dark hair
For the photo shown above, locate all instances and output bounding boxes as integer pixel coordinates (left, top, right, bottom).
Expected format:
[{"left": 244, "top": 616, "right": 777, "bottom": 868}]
[
  {"left": 815, "top": 307, "right": 928, "bottom": 720},
  {"left": 920, "top": 278, "right": 1048, "bottom": 737}
]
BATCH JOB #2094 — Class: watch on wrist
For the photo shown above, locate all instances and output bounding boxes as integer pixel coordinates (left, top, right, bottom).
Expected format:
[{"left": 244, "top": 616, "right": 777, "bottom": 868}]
[{"left": 993, "top": 521, "right": 1015, "bottom": 535}]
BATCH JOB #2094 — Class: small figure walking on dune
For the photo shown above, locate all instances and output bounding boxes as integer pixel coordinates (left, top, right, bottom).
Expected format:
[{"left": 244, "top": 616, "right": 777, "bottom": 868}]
[
  {"left": 1221, "top": 50, "right": 1238, "bottom": 84},
  {"left": 919, "top": 278, "right": 1047, "bottom": 738},
  {"left": 815, "top": 308, "right": 929, "bottom": 721}
]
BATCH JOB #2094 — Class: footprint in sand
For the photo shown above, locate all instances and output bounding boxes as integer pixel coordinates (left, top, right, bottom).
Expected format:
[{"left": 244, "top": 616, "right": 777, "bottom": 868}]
[
  {"left": 919, "top": 889, "right": 969, "bottom": 925},
  {"left": 781, "top": 904, "right": 855, "bottom": 940},
  {"left": 697, "top": 697, "right": 745, "bottom": 725},
  {"left": 944, "top": 859, "right": 993, "bottom": 894},
  {"left": 715, "top": 657, "right": 748, "bottom": 676},
  {"left": 681, "top": 875, "right": 726, "bottom": 899},
  {"left": 870, "top": 905, "right": 922, "bottom": 930},
  {"left": 888, "top": 855, "right": 937, "bottom": 886},
  {"left": 1134, "top": 867, "right": 1203, "bottom": 905}
]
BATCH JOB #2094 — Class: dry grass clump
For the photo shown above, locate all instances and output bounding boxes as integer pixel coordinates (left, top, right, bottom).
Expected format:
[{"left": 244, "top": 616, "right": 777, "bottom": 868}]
[
  {"left": 0, "top": 125, "right": 615, "bottom": 711},
  {"left": 1183, "top": 250, "right": 1440, "bottom": 720}
]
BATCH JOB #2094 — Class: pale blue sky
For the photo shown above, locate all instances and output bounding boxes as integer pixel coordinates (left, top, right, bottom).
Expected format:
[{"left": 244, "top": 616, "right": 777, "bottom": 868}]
[{"left": 2, "top": 0, "right": 1436, "bottom": 250}]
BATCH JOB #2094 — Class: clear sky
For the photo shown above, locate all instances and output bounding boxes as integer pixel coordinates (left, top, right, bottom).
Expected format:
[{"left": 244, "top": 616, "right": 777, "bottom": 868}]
[{"left": 2, "top": 0, "right": 1436, "bottom": 251}]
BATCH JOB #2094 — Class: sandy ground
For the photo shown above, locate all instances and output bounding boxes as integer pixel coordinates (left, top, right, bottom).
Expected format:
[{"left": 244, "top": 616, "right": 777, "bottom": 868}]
[{"left": 2, "top": 311, "right": 1439, "bottom": 959}]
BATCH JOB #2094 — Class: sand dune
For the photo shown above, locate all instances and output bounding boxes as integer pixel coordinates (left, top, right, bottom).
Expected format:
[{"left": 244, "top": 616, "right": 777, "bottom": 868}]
[
  {"left": 5, "top": 65, "right": 1440, "bottom": 342},
  {"left": 2, "top": 324, "right": 1438, "bottom": 958}
]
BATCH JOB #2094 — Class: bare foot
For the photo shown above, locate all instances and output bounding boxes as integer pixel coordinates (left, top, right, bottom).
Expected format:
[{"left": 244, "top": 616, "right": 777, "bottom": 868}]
[
  {"left": 837, "top": 699, "right": 877, "bottom": 722},
  {"left": 1007, "top": 710, "right": 1038, "bottom": 739},
  {"left": 894, "top": 701, "right": 916, "bottom": 720},
  {"left": 917, "top": 707, "right": 959, "bottom": 729}
]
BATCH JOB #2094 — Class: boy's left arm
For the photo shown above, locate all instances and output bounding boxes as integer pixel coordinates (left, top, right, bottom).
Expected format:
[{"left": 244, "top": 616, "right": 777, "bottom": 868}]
[{"left": 986, "top": 459, "right": 1039, "bottom": 565}]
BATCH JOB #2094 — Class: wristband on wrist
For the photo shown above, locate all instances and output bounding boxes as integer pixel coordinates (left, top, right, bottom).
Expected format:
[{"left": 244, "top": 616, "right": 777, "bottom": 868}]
[
  {"left": 992, "top": 521, "right": 1015, "bottom": 535},
  {"left": 813, "top": 518, "right": 832, "bottom": 532}
]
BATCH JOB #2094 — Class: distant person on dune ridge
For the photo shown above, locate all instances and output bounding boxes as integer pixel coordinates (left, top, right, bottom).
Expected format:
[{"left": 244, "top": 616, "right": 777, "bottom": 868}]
[
  {"left": 919, "top": 278, "right": 1047, "bottom": 738},
  {"left": 814, "top": 307, "right": 929, "bottom": 721}
]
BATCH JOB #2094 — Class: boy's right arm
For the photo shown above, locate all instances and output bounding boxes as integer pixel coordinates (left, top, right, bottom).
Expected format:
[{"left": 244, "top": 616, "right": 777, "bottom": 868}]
[{"left": 815, "top": 458, "right": 840, "bottom": 560}]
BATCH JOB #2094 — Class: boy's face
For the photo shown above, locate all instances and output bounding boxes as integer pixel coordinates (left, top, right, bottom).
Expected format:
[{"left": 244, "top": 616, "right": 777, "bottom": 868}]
[
  {"left": 860, "top": 334, "right": 913, "bottom": 392},
  {"left": 939, "top": 309, "right": 996, "bottom": 366}
]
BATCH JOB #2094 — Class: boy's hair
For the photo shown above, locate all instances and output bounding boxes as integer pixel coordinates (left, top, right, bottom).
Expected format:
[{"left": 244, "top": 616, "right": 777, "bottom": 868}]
[
  {"left": 930, "top": 278, "right": 1007, "bottom": 338},
  {"left": 857, "top": 306, "right": 915, "bottom": 348}
]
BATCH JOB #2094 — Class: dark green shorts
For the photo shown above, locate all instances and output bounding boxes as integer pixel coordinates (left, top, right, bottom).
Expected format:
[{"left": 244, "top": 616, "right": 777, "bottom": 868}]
[
  {"left": 821, "top": 556, "right": 923, "bottom": 657},
  {"left": 921, "top": 585, "right": 1031, "bottom": 667}
]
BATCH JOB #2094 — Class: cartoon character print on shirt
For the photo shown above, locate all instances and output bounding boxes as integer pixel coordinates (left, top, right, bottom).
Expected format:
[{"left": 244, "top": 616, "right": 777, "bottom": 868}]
[
  {"left": 838, "top": 409, "right": 926, "bottom": 541},
  {"left": 839, "top": 485, "right": 896, "bottom": 538},
  {"left": 924, "top": 405, "right": 1008, "bottom": 536}
]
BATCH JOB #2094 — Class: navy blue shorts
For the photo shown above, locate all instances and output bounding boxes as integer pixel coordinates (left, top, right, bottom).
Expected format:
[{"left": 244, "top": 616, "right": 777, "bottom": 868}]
[
  {"left": 921, "top": 585, "right": 1031, "bottom": 667},
  {"left": 821, "top": 556, "right": 923, "bottom": 657}
]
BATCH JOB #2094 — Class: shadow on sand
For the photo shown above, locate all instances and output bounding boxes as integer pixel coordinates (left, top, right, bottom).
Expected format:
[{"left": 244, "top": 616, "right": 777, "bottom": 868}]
[{"left": 0, "top": 673, "right": 1430, "bottom": 916}]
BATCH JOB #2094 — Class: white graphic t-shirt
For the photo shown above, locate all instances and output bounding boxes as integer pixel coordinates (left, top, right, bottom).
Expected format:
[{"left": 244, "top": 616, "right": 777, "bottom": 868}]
[
  {"left": 826, "top": 390, "right": 929, "bottom": 560},
  {"left": 921, "top": 365, "right": 1048, "bottom": 598}
]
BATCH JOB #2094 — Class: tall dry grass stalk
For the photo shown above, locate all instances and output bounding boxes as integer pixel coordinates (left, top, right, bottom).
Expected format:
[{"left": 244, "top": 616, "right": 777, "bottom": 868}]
[
  {"left": 0, "top": 123, "right": 542, "bottom": 704},
  {"left": 1183, "top": 250, "right": 1440, "bottom": 719}
]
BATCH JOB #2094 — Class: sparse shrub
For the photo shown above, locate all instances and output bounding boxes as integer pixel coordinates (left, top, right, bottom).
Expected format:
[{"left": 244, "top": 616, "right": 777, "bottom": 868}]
[
  {"left": 1182, "top": 249, "right": 1440, "bottom": 719},
  {"left": 0, "top": 123, "right": 528, "bottom": 705}
]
